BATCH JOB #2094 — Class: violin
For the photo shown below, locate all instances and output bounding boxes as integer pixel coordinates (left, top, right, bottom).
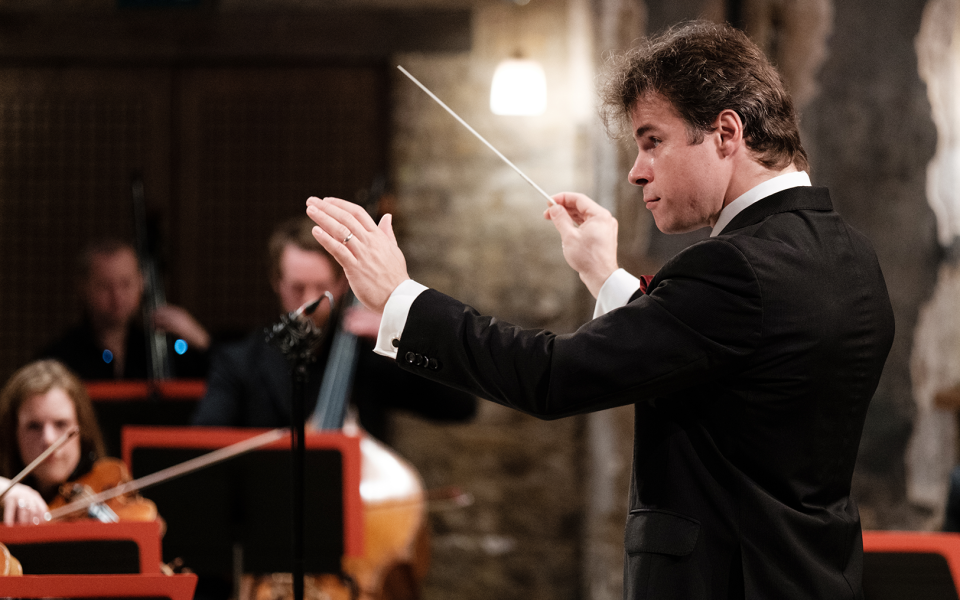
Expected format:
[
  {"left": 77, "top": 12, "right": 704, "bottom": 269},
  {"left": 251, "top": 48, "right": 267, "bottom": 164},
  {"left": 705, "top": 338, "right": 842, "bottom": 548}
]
[{"left": 47, "top": 457, "right": 159, "bottom": 525}]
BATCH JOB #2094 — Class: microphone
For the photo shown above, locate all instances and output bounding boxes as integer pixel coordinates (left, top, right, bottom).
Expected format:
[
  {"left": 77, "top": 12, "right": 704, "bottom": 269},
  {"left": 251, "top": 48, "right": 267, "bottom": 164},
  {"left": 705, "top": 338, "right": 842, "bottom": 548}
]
[{"left": 264, "top": 292, "right": 336, "bottom": 359}]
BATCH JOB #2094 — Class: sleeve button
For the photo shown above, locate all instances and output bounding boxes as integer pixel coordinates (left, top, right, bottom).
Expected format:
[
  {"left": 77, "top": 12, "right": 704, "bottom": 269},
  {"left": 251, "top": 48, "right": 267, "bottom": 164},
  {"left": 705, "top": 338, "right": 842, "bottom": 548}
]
[
  {"left": 405, "top": 352, "right": 417, "bottom": 364},
  {"left": 392, "top": 338, "right": 400, "bottom": 348}
]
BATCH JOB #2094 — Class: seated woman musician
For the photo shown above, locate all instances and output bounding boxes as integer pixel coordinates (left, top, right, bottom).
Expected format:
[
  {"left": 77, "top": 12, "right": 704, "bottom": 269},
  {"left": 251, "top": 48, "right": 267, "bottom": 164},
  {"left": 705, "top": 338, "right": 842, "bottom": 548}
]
[{"left": 0, "top": 359, "right": 107, "bottom": 525}]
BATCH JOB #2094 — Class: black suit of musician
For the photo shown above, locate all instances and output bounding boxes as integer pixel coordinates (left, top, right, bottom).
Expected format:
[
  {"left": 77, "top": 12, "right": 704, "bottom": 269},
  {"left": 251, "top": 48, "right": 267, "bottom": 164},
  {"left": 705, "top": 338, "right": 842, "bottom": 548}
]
[{"left": 306, "top": 22, "right": 894, "bottom": 600}]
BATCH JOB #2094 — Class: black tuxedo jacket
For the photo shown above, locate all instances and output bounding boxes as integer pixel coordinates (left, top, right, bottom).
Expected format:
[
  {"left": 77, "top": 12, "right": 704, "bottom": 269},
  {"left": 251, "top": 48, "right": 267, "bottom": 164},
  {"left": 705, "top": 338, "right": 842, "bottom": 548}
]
[{"left": 393, "top": 187, "right": 894, "bottom": 600}]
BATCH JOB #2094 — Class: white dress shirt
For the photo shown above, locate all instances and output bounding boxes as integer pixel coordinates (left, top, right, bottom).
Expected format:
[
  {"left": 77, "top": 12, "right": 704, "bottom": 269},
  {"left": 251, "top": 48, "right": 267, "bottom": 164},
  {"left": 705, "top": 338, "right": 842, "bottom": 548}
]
[{"left": 375, "top": 171, "right": 811, "bottom": 357}]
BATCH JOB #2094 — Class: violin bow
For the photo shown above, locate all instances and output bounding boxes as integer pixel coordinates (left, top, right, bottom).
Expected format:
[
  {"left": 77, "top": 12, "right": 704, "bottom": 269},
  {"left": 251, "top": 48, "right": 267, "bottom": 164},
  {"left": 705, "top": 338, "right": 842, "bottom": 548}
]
[
  {"left": 0, "top": 427, "right": 79, "bottom": 504},
  {"left": 46, "top": 427, "right": 289, "bottom": 522}
]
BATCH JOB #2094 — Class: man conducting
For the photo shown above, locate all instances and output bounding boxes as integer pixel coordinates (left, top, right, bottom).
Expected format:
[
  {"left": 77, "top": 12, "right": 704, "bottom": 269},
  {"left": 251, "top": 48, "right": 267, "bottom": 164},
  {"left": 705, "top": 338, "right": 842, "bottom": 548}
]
[{"left": 306, "top": 21, "right": 894, "bottom": 600}]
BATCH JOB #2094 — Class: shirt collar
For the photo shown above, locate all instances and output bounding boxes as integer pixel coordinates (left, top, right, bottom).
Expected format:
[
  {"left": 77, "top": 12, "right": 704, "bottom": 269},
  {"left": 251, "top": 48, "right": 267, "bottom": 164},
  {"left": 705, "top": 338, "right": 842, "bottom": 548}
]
[{"left": 710, "top": 171, "right": 812, "bottom": 237}]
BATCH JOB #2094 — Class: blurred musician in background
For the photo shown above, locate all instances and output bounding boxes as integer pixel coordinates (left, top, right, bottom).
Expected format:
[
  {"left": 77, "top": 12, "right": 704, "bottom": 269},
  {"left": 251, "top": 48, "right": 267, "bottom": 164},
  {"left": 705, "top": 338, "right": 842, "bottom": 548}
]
[
  {"left": 38, "top": 240, "right": 209, "bottom": 380},
  {"left": 0, "top": 360, "right": 106, "bottom": 525},
  {"left": 191, "top": 216, "right": 476, "bottom": 442}
]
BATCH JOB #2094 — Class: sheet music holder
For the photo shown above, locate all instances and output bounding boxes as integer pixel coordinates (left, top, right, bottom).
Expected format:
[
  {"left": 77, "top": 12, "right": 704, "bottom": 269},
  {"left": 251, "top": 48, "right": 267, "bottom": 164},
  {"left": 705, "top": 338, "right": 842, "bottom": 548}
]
[
  {"left": 863, "top": 531, "right": 960, "bottom": 600},
  {"left": 87, "top": 380, "right": 206, "bottom": 457},
  {"left": 0, "top": 574, "right": 197, "bottom": 600},
  {"left": 0, "top": 521, "right": 163, "bottom": 575},
  {"left": 122, "top": 426, "right": 362, "bottom": 577}
]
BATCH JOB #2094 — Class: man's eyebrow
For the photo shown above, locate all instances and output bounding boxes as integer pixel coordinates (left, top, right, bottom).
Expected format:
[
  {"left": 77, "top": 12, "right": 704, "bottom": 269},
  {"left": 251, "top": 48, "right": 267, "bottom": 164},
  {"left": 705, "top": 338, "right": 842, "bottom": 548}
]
[{"left": 634, "top": 125, "right": 658, "bottom": 138}]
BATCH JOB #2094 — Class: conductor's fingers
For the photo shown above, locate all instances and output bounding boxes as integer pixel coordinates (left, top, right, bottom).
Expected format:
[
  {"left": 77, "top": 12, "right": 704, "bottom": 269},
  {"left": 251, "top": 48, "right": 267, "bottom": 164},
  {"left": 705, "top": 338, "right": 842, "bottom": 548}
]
[
  {"left": 311, "top": 197, "right": 378, "bottom": 233},
  {"left": 307, "top": 201, "right": 364, "bottom": 249},
  {"left": 378, "top": 213, "right": 396, "bottom": 244},
  {"left": 548, "top": 203, "right": 581, "bottom": 239},
  {"left": 548, "top": 192, "right": 594, "bottom": 225},
  {"left": 307, "top": 198, "right": 369, "bottom": 241},
  {"left": 311, "top": 223, "right": 357, "bottom": 270}
]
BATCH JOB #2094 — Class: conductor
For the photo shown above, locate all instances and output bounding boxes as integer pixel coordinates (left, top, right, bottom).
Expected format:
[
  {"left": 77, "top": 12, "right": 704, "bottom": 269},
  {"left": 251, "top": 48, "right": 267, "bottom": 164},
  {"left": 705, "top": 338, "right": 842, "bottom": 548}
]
[{"left": 306, "top": 21, "right": 894, "bottom": 600}]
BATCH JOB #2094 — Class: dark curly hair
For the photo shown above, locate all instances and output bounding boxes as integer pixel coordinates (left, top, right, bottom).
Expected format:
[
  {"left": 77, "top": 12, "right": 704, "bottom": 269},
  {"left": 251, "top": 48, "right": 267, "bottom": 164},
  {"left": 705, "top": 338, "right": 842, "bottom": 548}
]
[{"left": 599, "top": 20, "right": 808, "bottom": 172}]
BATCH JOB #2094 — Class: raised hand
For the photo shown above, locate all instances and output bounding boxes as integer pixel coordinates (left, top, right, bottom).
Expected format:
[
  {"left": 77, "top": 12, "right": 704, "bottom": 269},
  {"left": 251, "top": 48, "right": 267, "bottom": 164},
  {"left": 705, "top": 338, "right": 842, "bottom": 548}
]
[
  {"left": 545, "top": 192, "right": 620, "bottom": 298},
  {"left": 306, "top": 197, "right": 409, "bottom": 313}
]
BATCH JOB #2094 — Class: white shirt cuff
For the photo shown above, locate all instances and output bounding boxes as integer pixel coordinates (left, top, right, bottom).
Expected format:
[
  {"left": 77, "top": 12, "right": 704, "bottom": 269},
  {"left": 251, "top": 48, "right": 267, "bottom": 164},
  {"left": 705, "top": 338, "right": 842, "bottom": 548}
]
[
  {"left": 374, "top": 279, "right": 429, "bottom": 358},
  {"left": 593, "top": 269, "right": 641, "bottom": 319}
]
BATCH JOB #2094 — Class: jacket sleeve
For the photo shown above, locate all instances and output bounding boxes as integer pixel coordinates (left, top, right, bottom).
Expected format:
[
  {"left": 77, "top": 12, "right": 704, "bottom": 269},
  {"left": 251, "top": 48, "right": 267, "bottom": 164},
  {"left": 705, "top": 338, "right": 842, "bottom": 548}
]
[{"left": 394, "top": 238, "right": 764, "bottom": 419}]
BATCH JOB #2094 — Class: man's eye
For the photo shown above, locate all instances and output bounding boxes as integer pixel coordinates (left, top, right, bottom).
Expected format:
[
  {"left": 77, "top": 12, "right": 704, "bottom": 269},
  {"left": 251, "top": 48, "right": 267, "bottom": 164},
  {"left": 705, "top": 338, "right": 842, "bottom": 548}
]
[{"left": 651, "top": 137, "right": 662, "bottom": 147}]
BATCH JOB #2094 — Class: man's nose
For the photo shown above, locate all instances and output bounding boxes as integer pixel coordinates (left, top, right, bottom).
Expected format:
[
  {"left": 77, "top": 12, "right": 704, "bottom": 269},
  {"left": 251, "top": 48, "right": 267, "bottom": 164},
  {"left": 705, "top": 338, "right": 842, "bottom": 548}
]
[{"left": 629, "top": 156, "right": 650, "bottom": 187}]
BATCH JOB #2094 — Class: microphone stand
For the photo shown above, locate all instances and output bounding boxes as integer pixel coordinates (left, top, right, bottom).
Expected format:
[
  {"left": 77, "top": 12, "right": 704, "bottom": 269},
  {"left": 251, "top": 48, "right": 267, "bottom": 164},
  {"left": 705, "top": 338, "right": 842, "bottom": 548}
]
[{"left": 264, "top": 293, "right": 334, "bottom": 600}]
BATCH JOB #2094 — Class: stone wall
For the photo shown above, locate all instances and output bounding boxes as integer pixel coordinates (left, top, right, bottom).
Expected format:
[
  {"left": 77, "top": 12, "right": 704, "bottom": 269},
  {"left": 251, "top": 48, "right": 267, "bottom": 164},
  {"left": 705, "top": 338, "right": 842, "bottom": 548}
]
[{"left": 389, "top": 2, "right": 598, "bottom": 597}]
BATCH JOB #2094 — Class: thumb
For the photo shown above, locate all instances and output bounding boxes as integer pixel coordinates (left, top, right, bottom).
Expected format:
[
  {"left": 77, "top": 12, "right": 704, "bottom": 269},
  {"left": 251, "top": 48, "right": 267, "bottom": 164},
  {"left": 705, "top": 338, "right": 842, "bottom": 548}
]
[
  {"left": 378, "top": 213, "right": 397, "bottom": 244},
  {"left": 548, "top": 203, "right": 578, "bottom": 238}
]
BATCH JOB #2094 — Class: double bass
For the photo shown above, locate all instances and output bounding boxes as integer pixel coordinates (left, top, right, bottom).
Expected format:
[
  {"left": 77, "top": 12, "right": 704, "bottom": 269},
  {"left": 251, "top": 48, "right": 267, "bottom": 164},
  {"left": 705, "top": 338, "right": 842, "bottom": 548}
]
[
  {"left": 254, "top": 192, "right": 429, "bottom": 600},
  {"left": 0, "top": 543, "right": 22, "bottom": 576}
]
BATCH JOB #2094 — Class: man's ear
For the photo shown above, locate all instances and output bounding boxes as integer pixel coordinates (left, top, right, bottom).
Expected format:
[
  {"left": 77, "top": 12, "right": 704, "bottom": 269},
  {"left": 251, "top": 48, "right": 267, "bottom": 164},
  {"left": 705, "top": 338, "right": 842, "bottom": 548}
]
[{"left": 715, "top": 109, "right": 744, "bottom": 157}]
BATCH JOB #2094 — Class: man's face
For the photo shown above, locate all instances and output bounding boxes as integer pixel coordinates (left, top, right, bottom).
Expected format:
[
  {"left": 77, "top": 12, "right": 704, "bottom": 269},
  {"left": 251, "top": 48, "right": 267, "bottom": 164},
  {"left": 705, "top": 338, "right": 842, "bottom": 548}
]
[
  {"left": 83, "top": 248, "right": 144, "bottom": 330},
  {"left": 272, "top": 244, "right": 347, "bottom": 323},
  {"left": 627, "top": 94, "right": 730, "bottom": 233},
  {"left": 17, "top": 387, "right": 81, "bottom": 494}
]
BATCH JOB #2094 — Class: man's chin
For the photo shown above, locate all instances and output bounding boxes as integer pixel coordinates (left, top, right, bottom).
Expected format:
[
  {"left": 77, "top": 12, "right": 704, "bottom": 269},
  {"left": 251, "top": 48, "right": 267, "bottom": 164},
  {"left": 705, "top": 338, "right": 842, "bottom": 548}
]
[{"left": 654, "top": 218, "right": 710, "bottom": 235}]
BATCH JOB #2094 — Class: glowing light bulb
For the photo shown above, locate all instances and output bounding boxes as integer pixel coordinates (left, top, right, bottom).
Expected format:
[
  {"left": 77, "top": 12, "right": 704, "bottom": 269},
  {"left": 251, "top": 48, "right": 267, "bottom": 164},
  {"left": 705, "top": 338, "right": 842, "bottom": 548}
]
[{"left": 490, "top": 58, "right": 547, "bottom": 116}]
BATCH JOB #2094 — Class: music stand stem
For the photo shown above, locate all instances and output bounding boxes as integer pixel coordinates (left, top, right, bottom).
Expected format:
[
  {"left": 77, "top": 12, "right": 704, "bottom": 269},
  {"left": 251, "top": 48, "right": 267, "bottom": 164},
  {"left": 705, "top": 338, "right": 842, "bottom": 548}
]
[{"left": 291, "top": 363, "right": 308, "bottom": 600}]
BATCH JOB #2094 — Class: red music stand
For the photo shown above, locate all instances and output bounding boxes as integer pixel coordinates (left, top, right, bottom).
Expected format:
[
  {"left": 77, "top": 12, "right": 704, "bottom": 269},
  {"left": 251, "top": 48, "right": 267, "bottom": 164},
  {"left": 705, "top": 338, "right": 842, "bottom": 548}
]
[
  {"left": 123, "top": 426, "right": 362, "bottom": 576},
  {"left": 0, "top": 520, "right": 162, "bottom": 575},
  {"left": 0, "top": 573, "right": 197, "bottom": 599},
  {"left": 86, "top": 379, "right": 207, "bottom": 401},
  {"left": 863, "top": 530, "right": 960, "bottom": 598},
  {"left": 86, "top": 380, "right": 207, "bottom": 458}
]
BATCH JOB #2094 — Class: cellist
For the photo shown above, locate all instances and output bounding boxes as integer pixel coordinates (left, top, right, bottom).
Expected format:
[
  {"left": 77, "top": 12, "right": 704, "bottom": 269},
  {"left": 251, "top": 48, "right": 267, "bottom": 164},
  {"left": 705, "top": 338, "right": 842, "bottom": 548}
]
[
  {"left": 191, "top": 216, "right": 477, "bottom": 443},
  {"left": 0, "top": 359, "right": 107, "bottom": 525}
]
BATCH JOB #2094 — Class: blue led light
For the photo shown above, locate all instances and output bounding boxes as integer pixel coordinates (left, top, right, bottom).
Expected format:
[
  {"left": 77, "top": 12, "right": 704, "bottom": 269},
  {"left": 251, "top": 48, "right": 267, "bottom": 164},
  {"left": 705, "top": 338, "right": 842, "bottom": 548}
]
[
  {"left": 174, "top": 339, "right": 188, "bottom": 355},
  {"left": 102, "top": 350, "right": 113, "bottom": 364}
]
